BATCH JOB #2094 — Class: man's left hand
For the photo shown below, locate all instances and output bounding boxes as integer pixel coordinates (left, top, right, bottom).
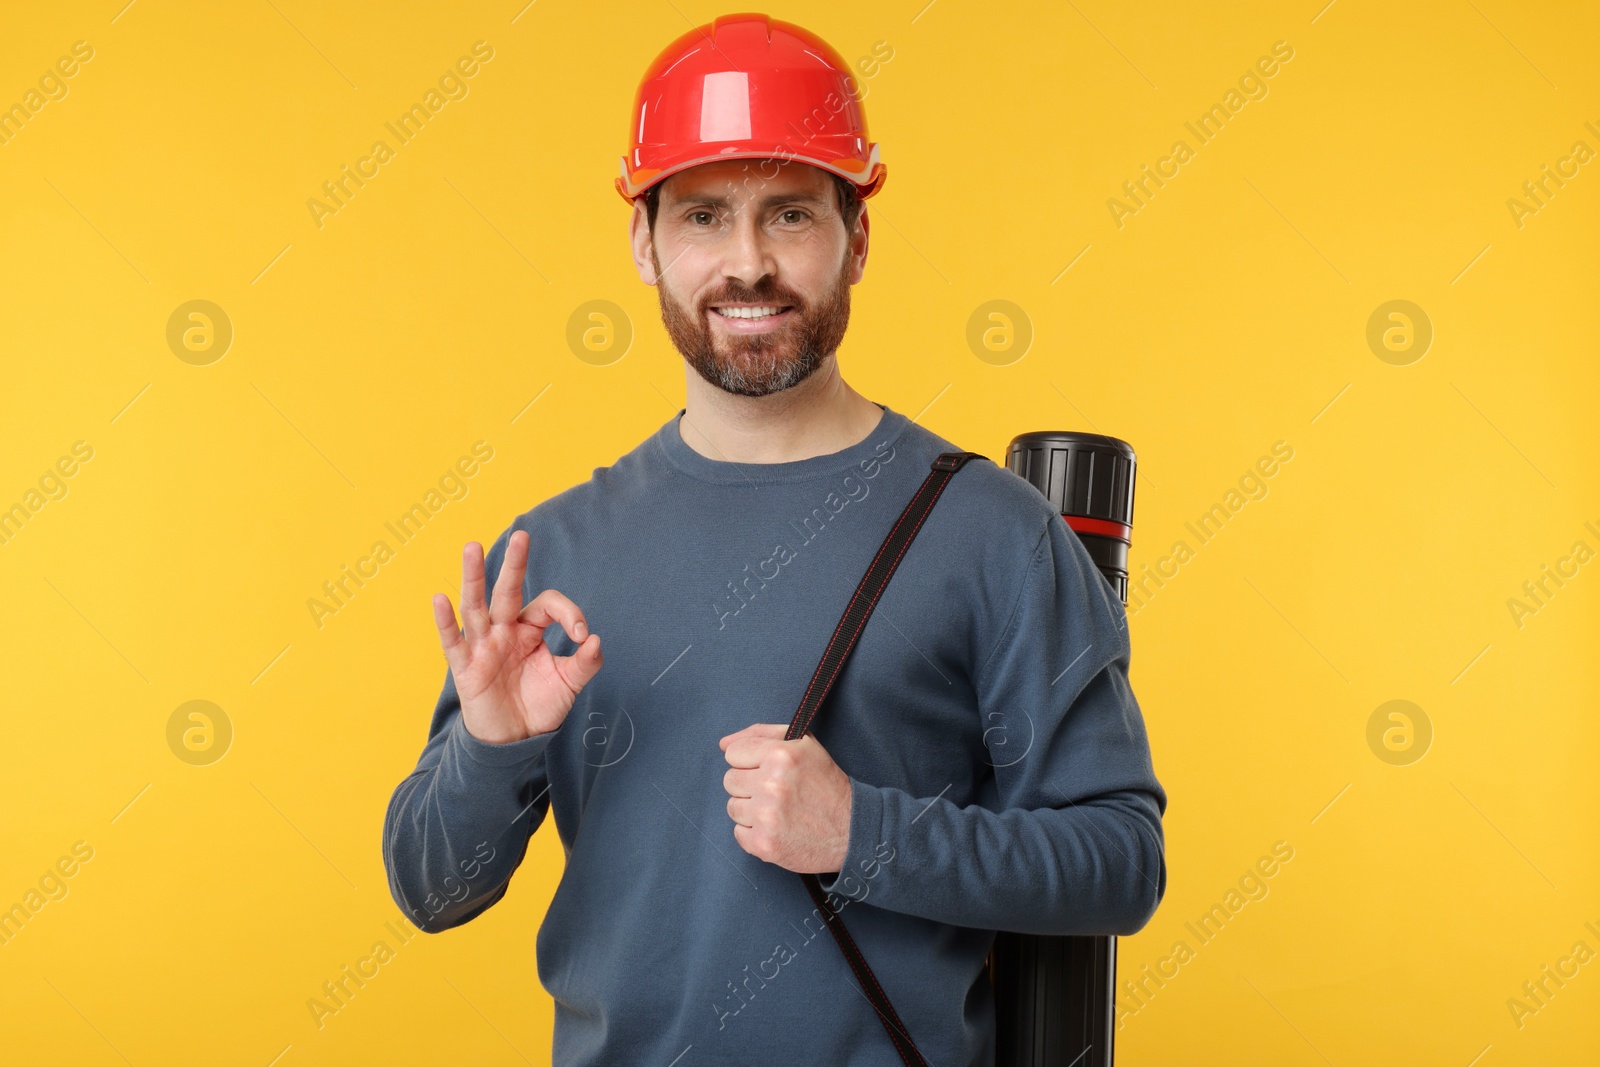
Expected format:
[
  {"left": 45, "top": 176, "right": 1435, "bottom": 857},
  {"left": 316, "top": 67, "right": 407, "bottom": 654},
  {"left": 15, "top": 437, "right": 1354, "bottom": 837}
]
[{"left": 720, "top": 723, "right": 852, "bottom": 874}]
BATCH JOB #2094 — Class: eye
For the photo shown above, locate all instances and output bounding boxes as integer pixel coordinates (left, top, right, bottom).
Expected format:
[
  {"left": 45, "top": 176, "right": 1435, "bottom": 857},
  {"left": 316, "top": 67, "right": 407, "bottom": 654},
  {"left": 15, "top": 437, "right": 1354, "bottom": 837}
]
[
  {"left": 688, "top": 210, "right": 716, "bottom": 225},
  {"left": 778, "top": 209, "right": 809, "bottom": 224}
]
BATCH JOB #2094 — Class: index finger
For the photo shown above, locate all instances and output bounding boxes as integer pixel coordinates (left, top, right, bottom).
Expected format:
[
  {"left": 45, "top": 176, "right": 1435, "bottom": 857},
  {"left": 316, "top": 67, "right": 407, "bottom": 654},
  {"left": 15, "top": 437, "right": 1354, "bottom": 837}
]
[
  {"left": 515, "top": 587, "right": 589, "bottom": 644},
  {"left": 718, "top": 723, "right": 788, "bottom": 751},
  {"left": 721, "top": 724, "right": 790, "bottom": 767}
]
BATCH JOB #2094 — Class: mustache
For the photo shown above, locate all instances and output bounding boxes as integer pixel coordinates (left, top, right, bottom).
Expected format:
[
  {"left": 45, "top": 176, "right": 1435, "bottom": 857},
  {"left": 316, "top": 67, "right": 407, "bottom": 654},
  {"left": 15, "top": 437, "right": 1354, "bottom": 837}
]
[{"left": 701, "top": 284, "right": 803, "bottom": 310}]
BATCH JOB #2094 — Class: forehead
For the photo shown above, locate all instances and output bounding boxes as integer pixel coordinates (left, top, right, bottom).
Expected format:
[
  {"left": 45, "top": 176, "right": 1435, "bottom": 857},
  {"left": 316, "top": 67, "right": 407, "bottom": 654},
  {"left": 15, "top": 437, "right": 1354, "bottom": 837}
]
[{"left": 659, "top": 159, "right": 832, "bottom": 205}]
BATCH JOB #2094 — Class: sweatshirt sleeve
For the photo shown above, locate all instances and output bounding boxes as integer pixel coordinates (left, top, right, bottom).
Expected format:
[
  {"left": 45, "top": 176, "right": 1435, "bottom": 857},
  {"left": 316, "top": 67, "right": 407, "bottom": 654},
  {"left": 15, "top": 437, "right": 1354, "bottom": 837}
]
[
  {"left": 381, "top": 524, "right": 554, "bottom": 933},
  {"left": 817, "top": 515, "right": 1168, "bottom": 937}
]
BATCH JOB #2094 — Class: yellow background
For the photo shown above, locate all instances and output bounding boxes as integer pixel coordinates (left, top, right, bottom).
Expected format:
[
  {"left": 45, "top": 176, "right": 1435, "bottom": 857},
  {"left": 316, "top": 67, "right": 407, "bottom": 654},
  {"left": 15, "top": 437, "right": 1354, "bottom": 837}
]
[{"left": 2, "top": 0, "right": 1596, "bottom": 1063}]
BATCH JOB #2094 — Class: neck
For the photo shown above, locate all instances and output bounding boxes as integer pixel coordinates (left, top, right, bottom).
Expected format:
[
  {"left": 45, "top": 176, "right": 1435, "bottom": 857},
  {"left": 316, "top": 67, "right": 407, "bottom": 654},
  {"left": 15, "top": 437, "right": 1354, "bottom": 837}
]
[{"left": 677, "top": 355, "right": 884, "bottom": 464}]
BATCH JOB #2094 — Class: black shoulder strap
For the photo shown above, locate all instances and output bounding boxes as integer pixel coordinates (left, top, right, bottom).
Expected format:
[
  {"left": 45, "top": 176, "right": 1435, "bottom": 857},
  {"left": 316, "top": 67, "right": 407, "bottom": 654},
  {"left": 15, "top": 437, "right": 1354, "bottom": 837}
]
[{"left": 786, "top": 450, "right": 986, "bottom": 1067}]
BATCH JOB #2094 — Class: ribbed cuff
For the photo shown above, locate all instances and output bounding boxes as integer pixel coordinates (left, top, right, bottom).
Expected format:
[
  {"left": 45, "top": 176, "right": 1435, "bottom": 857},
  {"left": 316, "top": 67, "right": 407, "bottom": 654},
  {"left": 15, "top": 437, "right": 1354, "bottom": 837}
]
[
  {"left": 448, "top": 713, "right": 553, "bottom": 767},
  {"left": 816, "top": 777, "right": 884, "bottom": 896}
]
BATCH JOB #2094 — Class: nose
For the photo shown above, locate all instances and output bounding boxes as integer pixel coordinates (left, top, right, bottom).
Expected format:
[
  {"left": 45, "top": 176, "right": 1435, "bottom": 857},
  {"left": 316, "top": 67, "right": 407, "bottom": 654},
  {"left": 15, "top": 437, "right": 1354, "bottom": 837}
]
[{"left": 720, "top": 205, "right": 777, "bottom": 293}]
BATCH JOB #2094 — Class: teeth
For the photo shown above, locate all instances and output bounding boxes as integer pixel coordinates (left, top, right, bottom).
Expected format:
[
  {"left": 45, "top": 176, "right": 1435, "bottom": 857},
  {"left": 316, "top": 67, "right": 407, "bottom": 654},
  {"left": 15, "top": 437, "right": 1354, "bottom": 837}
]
[{"left": 714, "top": 306, "right": 784, "bottom": 319}]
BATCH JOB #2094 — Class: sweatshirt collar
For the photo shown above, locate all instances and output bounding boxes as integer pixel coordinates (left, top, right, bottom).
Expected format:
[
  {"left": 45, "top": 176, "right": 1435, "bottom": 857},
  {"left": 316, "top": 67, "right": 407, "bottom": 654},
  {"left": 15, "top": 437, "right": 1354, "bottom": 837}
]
[{"left": 654, "top": 402, "right": 910, "bottom": 486}]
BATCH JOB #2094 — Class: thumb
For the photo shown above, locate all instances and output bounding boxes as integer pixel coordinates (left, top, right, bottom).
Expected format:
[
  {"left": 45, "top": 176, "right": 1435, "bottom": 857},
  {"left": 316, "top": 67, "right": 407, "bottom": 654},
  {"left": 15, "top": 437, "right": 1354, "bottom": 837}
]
[{"left": 552, "top": 632, "right": 604, "bottom": 692}]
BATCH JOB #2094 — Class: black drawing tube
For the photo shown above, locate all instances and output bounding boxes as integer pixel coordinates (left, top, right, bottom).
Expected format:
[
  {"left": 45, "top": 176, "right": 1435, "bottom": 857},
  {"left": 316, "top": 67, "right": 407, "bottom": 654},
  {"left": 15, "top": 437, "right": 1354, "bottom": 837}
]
[{"left": 991, "top": 430, "right": 1138, "bottom": 1067}]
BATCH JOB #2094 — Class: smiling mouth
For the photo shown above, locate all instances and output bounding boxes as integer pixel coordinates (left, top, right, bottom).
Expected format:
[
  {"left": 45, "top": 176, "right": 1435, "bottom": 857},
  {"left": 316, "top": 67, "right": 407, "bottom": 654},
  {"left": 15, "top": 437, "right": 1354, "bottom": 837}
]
[{"left": 710, "top": 305, "right": 794, "bottom": 320}]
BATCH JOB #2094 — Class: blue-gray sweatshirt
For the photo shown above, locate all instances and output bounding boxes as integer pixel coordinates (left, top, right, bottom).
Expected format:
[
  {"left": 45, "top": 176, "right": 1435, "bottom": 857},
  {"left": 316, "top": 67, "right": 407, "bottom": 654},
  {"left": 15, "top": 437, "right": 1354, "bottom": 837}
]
[{"left": 382, "top": 402, "right": 1167, "bottom": 1066}]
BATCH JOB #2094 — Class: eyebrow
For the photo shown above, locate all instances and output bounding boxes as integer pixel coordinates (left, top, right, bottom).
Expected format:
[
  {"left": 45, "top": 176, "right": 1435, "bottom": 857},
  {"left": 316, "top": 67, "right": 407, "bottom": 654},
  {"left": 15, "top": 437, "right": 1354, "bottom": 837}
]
[{"left": 666, "top": 191, "right": 828, "bottom": 210}]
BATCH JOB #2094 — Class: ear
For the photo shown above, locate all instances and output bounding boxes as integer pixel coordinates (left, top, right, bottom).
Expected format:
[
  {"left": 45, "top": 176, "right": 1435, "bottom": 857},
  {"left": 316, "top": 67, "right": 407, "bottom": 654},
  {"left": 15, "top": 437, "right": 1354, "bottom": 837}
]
[
  {"left": 846, "top": 204, "right": 870, "bottom": 285},
  {"left": 629, "top": 199, "right": 658, "bottom": 286}
]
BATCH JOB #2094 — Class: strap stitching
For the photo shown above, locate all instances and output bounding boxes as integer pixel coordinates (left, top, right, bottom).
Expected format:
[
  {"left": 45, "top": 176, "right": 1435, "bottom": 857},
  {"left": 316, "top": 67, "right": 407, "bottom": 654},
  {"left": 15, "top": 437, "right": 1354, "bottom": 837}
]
[
  {"left": 781, "top": 451, "right": 983, "bottom": 1066},
  {"left": 787, "top": 476, "right": 943, "bottom": 740}
]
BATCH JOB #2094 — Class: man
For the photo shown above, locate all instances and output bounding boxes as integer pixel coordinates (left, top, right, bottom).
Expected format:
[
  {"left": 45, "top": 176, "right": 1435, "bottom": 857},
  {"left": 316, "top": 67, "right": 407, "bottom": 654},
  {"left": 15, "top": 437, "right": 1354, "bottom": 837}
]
[{"left": 383, "top": 13, "right": 1166, "bottom": 1066}]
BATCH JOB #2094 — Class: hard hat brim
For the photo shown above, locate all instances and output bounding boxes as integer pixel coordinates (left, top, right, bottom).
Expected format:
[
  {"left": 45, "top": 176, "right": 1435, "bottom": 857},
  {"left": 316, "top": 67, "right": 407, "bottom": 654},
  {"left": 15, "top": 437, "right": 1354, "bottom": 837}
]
[{"left": 616, "top": 143, "right": 885, "bottom": 205}]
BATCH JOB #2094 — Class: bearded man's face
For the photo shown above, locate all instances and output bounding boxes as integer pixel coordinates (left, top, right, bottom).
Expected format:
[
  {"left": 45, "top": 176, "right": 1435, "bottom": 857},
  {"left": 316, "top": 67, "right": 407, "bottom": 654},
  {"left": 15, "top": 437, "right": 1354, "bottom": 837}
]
[{"left": 639, "top": 159, "right": 863, "bottom": 397}]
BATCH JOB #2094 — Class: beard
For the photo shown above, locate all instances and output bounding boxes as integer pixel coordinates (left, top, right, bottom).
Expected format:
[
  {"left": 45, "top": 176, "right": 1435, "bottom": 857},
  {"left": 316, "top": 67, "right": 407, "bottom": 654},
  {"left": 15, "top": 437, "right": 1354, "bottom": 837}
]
[{"left": 652, "top": 244, "right": 853, "bottom": 398}]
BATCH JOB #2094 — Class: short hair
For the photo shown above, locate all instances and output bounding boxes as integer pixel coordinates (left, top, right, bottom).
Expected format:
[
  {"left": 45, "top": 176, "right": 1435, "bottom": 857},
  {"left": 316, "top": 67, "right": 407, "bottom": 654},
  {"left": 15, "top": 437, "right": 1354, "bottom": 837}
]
[{"left": 645, "top": 169, "right": 861, "bottom": 238}]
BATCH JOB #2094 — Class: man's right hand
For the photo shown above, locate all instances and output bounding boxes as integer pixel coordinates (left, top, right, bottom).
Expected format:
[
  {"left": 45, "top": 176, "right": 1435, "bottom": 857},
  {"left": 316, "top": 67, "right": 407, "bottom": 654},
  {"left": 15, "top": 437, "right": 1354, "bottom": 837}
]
[{"left": 432, "top": 529, "right": 603, "bottom": 745}]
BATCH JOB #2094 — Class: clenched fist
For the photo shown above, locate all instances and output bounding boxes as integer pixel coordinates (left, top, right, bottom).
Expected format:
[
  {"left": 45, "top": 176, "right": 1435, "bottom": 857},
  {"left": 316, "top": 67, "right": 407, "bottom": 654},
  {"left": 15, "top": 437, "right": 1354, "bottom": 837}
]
[{"left": 720, "top": 723, "right": 853, "bottom": 874}]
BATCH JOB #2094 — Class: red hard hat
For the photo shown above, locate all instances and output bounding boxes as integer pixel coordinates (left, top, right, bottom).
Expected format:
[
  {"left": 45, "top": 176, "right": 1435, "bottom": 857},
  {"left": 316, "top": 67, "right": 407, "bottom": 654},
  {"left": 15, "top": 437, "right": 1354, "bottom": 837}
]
[{"left": 615, "top": 13, "right": 887, "bottom": 205}]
